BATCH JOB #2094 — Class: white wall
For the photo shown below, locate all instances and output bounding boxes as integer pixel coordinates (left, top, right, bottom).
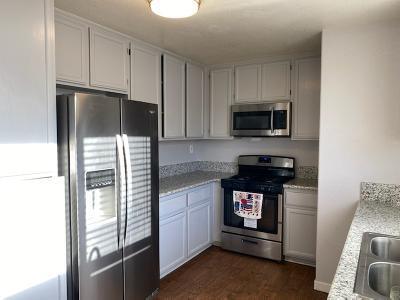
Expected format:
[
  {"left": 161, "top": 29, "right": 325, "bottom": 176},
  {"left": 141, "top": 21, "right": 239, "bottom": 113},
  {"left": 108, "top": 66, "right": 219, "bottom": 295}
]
[
  {"left": 159, "top": 139, "right": 319, "bottom": 166},
  {"left": 159, "top": 141, "right": 199, "bottom": 166},
  {"left": 316, "top": 22, "right": 400, "bottom": 289},
  {"left": 196, "top": 139, "right": 318, "bottom": 166}
]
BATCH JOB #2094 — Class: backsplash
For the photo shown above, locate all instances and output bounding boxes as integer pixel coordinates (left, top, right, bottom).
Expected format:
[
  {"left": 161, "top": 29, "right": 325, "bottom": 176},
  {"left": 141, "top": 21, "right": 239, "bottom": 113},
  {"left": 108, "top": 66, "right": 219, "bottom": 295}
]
[
  {"left": 361, "top": 182, "right": 400, "bottom": 206},
  {"left": 159, "top": 161, "right": 237, "bottom": 178},
  {"left": 160, "top": 161, "right": 318, "bottom": 179},
  {"left": 296, "top": 166, "right": 318, "bottom": 179}
]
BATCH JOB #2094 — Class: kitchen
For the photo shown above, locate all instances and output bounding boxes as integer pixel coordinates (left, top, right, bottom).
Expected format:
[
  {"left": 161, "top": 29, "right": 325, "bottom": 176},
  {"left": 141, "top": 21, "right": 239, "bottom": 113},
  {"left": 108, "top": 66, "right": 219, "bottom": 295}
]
[{"left": 0, "top": 0, "right": 399, "bottom": 299}]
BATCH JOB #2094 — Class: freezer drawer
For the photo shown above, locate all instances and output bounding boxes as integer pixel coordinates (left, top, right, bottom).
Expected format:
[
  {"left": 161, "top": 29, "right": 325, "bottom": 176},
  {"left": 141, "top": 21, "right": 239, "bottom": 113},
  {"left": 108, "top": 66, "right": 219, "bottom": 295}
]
[{"left": 221, "top": 232, "right": 282, "bottom": 261}]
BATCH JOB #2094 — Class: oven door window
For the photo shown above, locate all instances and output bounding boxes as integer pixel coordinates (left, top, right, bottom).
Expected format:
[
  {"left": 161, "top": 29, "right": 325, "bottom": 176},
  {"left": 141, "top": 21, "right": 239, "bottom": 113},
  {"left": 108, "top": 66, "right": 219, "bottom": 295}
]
[
  {"left": 223, "top": 190, "right": 278, "bottom": 234},
  {"left": 233, "top": 111, "right": 272, "bottom": 130}
]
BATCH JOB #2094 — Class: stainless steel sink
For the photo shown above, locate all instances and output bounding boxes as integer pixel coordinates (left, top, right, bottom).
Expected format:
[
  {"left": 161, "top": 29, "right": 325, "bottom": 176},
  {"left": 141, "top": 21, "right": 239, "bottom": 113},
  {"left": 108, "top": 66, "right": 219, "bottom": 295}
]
[
  {"left": 369, "top": 262, "right": 400, "bottom": 298},
  {"left": 371, "top": 237, "right": 400, "bottom": 262},
  {"left": 354, "top": 232, "right": 400, "bottom": 299}
]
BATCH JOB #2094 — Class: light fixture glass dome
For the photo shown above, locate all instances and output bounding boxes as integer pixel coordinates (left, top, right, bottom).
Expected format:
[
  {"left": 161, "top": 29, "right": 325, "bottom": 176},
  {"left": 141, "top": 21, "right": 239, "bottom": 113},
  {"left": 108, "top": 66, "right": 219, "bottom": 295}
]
[{"left": 149, "top": 0, "right": 200, "bottom": 18}]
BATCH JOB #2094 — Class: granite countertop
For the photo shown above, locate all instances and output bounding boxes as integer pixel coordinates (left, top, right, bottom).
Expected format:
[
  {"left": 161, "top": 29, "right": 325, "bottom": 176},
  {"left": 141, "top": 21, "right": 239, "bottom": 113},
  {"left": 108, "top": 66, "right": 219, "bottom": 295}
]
[
  {"left": 159, "top": 171, "right": 234, "bottom": 197},
  {"left": 328, "top": 201, "right": 400, "bottom": 299},
  {"left": 283, "top": 178, "right": 318, "bottom": 191}
]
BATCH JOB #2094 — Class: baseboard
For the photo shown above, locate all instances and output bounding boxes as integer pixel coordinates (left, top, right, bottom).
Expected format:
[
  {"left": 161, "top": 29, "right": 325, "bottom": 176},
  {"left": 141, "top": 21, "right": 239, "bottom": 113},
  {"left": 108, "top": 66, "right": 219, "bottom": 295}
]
[
  {"left": 284, "top": 256, "right": 315, "bottom": 267},
  {"left": 212, "top": 241, "right": 222, "bottom": 247},
  {"left": 314, "top": 280, "right": 331, "bottom": 293}
]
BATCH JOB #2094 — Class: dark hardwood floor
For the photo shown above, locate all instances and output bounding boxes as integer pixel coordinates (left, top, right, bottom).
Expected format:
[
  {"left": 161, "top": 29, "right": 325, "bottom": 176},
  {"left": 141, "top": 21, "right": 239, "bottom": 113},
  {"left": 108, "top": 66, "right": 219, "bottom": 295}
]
[{"left": 156, "top": 246, "right": 327, "bottom": 300}]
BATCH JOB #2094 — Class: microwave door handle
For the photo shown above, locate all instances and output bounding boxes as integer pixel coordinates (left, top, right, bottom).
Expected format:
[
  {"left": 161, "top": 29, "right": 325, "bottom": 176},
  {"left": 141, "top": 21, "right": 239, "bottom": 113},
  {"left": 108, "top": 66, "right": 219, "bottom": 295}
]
[
  {"left": 270, "top": 107, "right": 274, "bottom": 134},
  {"left": 116, "top": 134, "right": 125, "bottom": 250}
]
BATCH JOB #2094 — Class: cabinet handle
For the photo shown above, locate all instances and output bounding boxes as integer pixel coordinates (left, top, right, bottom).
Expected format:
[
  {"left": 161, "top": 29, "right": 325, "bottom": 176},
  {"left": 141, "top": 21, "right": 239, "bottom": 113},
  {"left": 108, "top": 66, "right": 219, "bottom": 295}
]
[{"left": 241, "top": 239, "right": 258, "bottom": 245}]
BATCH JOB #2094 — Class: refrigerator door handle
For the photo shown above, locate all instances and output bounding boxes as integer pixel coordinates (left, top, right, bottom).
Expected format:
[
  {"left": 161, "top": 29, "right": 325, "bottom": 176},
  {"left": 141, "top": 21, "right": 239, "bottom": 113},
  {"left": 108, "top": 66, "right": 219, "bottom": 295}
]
[
  {"left": 116, "top": 134, "right": 125, "bottom": 250},
  {"left": 122, "top": 134, "right": 133, "bottom": 243}
]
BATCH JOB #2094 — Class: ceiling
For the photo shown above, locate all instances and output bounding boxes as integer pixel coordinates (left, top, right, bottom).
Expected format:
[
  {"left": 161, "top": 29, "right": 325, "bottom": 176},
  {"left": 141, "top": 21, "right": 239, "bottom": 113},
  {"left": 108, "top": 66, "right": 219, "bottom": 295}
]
[{"left": 54, "top": 0, "right": 400, "bottom": 65}]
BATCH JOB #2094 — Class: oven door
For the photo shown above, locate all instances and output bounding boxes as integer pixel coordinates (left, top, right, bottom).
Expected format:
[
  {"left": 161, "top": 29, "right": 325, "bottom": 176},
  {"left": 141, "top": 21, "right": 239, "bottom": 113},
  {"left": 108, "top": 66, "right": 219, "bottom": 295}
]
[
  {"left": 222, "top": 188, "right": 283, "bottom": 242},
  {"left": 231, "top": 102, "right": 290, "bottom": 137}
]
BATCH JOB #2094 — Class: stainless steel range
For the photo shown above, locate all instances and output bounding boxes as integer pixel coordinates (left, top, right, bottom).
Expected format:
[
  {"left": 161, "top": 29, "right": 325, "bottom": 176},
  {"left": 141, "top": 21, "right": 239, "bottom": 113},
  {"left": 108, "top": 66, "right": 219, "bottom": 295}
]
[{"left": 220, "top": 155, "right": 295, "bottom": 261}]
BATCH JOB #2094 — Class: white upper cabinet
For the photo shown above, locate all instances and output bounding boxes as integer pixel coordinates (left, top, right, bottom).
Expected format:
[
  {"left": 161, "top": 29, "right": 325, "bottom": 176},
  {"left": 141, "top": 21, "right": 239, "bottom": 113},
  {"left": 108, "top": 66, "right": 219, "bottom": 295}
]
[
  {"left": 130, "top": 42, "right": 161, "bottom": 104},
  {"left": 89, "top": 26, "right": 130, "bottom": 93},
  {"left": 261, "top": 61, "right": 291, "bottom": 100},
  {"left": 234, "top": 61, "right": 291, "bottom": 103},
  {"left": 55, "top": 10, "right": 89, "bottom": 86},
  {"left": 186, "top": 63, "right": 204, "bottom": 138},
  {"left": 0, "top": 0, "right": 56, "bottom": 178},
  {"left": 234, "top": 64, "right": 261, "bottom": 103},
  {"left": 292, "top": 57, "right": 321, "bottom": 140},
  {"left": 162, "top": 54, "right": 186, "bottom": 139},
  {"left": 209, "top": 68, "right": 233, "bottom": 138}
]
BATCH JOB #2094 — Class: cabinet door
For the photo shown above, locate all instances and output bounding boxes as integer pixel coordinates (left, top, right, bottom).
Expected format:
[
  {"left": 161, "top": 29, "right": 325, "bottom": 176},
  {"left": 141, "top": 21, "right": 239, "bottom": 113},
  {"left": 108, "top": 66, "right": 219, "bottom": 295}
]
[
  {"left": 131, "top": 42, "right": 161, "bottom": 105},
  {"left": 131, "top": 43, "right": 162, "bottom": 138},
  {"left": 0, "top": 0, "right": 56, "bottom": 178},
  {"left": 55, "top": 10, "right": 89, "bottom": 86},
  {"left": 162, "top": 54, "right": 186, "bottom": 139},
  {"left": 89, "top": 27, "right": 129, "bottom": 92},
  {"left": 186, "top": 63, "right": 204, "bottom": 138},
  {"left": 292, "top": 57, "right": 321, "bottom": 140},
  {"left": 261, "top": 61, "right": 291, "bottom": 101},
  {"left": 234, "top": 64, "right": 261, "bottom": 103},
  {"left": 284, "top": 207, "right": 317, "bottom": 262},
  {"left": 210, "top": 68, "right": 233, "bottom": 138},
  {"left": 159, "top": 212, "right": 187, "bottom": 277},
  {"left": 187, "top": 201, "right": 211, "bottom": 257}
]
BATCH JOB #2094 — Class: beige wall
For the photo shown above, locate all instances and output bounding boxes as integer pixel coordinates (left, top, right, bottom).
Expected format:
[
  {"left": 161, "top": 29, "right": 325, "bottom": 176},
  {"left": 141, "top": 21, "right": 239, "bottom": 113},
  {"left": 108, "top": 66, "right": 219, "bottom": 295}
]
[{"left": 315, "top": 22, "right": 400, "bottom": 290}]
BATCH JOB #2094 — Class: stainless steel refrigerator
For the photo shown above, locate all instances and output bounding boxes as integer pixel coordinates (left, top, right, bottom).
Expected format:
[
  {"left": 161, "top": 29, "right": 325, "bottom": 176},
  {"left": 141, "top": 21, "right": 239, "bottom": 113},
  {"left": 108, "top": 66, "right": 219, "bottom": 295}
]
[{"left": 57, "top": 92, "right": 159, "bottom": 300}]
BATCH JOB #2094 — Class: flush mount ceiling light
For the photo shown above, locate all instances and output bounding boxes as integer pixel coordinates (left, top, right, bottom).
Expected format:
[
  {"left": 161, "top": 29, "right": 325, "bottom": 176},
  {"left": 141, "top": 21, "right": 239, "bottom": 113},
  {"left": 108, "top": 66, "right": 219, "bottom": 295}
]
[{"left": 149, "top": 0, "right": 200, "bottom": 18}]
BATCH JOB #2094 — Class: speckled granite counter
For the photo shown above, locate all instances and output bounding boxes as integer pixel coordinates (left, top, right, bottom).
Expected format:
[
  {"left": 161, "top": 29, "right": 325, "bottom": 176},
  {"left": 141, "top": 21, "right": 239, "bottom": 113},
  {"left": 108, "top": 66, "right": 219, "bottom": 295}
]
[
  {"left": 328, "top": 183, "right": 400, "bottom": 300},
  {"left": 283, "top": 178, "right": 318, "bottom": 191},
  {"left": 159, "top": 171, "right": 234, "bottom": 197}
]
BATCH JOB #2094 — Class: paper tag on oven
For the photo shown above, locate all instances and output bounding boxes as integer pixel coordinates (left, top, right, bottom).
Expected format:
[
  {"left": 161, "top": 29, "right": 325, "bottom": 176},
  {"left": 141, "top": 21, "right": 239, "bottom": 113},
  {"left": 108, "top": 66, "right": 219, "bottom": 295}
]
[{"left": 244, "top": 218, "right": 257, "bottom": 229}]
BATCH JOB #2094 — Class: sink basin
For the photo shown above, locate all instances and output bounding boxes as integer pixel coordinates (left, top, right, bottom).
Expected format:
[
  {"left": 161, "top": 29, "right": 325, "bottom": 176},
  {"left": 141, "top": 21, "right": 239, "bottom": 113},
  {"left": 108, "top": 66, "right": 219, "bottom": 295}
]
[
  {"left": 371, "top": 237, "right": 400, "bottom": 262},
  {"left": 354, "top": 233, "right": 400, "bottom": 299},
  {"left": 369, "top": 262, "right": 400, "bottom": 298}
]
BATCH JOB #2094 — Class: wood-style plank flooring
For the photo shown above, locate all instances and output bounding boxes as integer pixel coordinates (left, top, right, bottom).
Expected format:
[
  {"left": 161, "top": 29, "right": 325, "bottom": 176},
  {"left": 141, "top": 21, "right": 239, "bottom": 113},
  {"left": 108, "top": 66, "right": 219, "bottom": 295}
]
[{"left": 157, "top": 246, "right": 327, "bottom": 300}]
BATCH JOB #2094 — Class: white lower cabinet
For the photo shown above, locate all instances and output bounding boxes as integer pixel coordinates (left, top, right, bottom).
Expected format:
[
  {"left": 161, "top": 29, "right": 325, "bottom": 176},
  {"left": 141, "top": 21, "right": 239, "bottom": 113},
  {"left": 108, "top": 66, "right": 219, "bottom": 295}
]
[
  {"left": 284, "top": 189, "right": 317, "bottom": 265},
  {"left": 159, "top": 212, "right": 187, "bottom": 276},
  {"left": 188, "top": 201, "right": 211, "bottom": 257},
  {"left": 159, "top": 184, "right": 213, "bottom": 278}
]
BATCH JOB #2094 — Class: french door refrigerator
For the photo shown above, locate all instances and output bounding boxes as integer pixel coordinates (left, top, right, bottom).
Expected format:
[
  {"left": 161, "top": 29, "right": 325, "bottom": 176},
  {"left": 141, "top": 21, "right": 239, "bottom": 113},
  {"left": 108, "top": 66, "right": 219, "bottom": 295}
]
[{"left": 57, "top": 93, "right": 159, "bottom": 300}]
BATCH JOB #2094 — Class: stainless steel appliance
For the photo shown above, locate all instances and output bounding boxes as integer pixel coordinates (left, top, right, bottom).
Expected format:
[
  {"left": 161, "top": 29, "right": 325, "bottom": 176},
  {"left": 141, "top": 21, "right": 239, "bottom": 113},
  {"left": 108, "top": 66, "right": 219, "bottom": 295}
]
[
  {"left": 57, "top": 93, "right": 159, "bottom": 300},
  {"left": 231, "top": 102, "right": 291, "bottom": 137},
  {"left": 220, "top": 155, "right": 295, "bottom": 261}
]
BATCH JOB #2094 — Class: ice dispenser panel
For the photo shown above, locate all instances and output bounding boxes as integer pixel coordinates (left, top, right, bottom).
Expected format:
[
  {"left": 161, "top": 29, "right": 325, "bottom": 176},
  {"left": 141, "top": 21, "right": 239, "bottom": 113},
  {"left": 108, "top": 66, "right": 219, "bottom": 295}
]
[{"left": 85, "top": 169, "right": 116, "bottom": 220}]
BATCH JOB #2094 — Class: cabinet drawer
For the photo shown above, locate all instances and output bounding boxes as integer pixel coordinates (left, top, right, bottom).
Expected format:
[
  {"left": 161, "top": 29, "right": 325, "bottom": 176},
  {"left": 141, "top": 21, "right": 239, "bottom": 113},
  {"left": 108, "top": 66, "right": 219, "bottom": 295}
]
[
  {"left": 285, "top": 190, "right": 317, "bottom": 209},
  {"left": 188, "top": 185, "right": 212, "bottom": 206},
  {"left": 160, "top": 194, "right": 187, "bottom": 218}
]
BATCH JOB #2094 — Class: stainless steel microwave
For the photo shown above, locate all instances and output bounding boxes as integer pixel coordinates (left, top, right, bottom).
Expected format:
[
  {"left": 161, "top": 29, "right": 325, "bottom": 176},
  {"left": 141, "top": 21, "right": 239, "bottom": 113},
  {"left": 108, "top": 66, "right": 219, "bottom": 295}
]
[{"left": 231, "top": 102, "right": 291, "bottom": 137}]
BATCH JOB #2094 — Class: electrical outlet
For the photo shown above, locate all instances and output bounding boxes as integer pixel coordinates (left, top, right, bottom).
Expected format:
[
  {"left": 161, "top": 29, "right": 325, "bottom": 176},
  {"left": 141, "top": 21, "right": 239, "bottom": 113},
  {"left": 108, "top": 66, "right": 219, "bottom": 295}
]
[{"left": 189, "top": 144, "right": 194, "bottom": 154}]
